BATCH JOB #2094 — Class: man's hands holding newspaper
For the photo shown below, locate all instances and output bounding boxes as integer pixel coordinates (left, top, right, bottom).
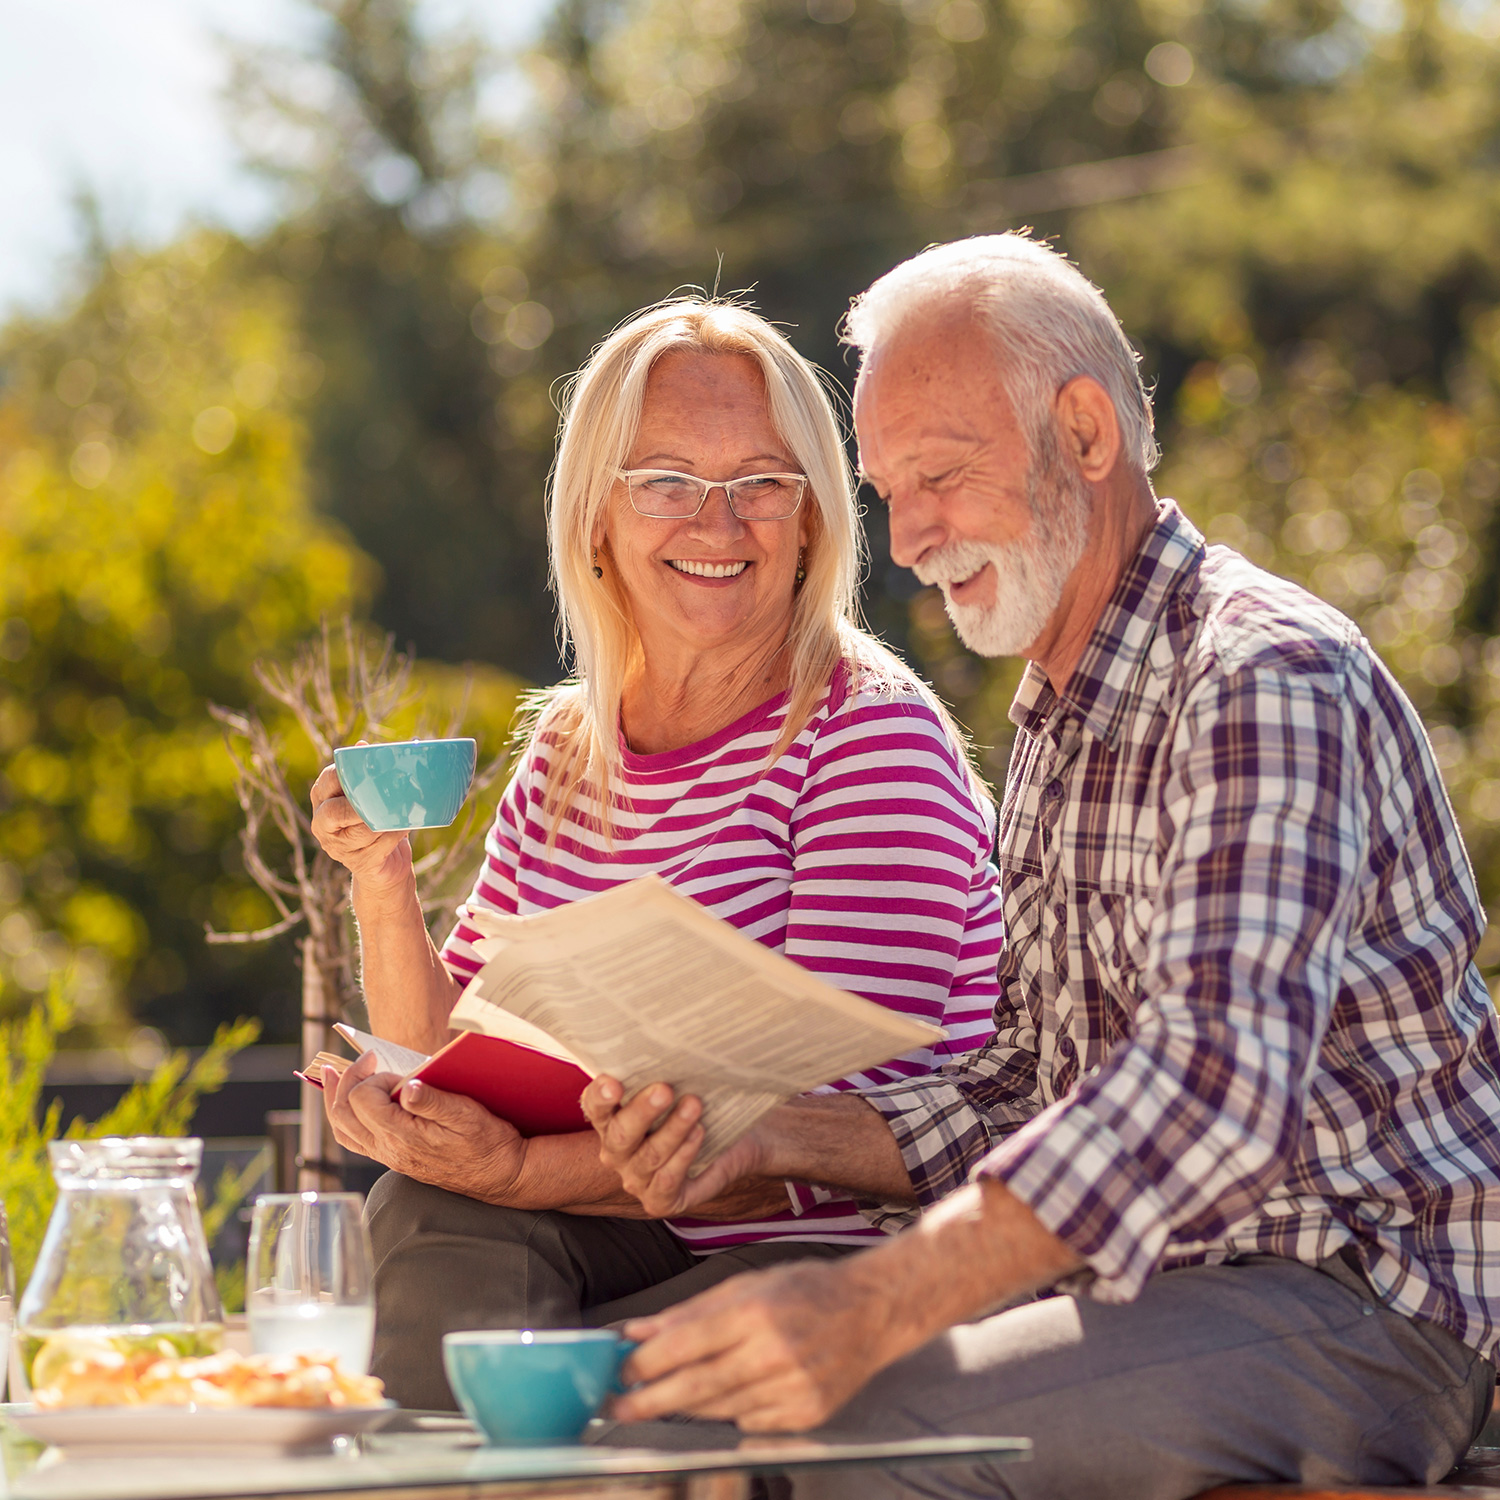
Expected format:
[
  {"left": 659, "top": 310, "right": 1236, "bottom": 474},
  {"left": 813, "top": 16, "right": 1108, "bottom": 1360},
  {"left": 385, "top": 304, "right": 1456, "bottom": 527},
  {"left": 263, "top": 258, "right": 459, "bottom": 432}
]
[{"left": 582, "top": 1077, "right": 774, "bottom": 1216}]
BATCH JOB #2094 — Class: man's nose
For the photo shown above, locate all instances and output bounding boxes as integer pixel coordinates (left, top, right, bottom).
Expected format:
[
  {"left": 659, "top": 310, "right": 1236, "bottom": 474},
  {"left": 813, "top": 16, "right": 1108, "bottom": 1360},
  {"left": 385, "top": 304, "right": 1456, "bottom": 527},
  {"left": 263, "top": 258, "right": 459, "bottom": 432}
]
[{"left": 886, "top": 490, "right": 946, "bottom": 571}]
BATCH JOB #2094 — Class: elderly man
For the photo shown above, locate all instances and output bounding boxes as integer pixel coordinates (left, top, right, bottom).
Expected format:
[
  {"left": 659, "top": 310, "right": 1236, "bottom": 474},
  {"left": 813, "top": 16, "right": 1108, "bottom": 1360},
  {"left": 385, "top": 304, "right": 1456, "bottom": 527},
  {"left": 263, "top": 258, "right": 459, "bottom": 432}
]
[{"left": 582, "top": 234, "right": 1500, "bottom": 1499}]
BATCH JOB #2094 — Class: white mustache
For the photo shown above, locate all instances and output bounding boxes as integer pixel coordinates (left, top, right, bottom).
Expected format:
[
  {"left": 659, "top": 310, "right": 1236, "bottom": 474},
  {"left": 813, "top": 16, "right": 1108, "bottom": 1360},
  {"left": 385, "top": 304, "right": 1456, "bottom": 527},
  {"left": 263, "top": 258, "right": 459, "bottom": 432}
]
[{"left": 913, "top": 541, "right": 1000, "bottom": 588}]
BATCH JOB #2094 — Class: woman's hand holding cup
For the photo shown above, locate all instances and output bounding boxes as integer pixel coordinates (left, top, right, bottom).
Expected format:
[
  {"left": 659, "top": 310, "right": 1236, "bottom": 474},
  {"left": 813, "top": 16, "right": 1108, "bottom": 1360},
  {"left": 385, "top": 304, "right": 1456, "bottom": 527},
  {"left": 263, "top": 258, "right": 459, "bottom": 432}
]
[{"left": 310, "top": 746, "right": 414, "bottom": 907}]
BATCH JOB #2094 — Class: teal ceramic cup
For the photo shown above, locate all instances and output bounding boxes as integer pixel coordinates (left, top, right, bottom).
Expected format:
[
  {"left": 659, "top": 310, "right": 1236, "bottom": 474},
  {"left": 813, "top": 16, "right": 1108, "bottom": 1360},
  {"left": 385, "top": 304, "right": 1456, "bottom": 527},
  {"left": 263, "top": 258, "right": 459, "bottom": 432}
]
[
  {"left": 442, "top": 1329, "right": 635, "bottom": 1446},
  {"left": 333, "top": 738, "right": 476, "bottom": 832}
]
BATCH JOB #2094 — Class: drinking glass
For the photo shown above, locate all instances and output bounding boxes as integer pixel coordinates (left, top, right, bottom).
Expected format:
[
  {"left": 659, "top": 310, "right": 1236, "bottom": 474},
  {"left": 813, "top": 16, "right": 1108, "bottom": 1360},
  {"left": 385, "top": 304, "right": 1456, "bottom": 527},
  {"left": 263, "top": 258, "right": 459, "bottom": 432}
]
[
  {"left": 246, "top": 1193, "right": 374, "bottom": 1375},
  {"left": 0, "top": 1201, "right": 13, "bottom": 1401}
]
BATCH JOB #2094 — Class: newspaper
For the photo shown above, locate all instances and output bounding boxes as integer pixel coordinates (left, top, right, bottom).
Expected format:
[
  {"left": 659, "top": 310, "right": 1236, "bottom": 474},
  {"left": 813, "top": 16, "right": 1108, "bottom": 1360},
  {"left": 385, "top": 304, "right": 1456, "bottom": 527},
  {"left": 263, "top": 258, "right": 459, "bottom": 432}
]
[{"left": 452, "top": 875, "right": 941, "bottom": 1167}]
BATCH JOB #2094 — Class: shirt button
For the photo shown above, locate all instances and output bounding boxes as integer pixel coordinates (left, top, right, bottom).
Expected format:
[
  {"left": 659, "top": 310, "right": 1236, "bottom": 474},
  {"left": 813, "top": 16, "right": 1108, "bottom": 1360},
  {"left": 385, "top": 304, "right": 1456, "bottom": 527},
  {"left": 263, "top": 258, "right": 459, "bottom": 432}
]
[{"left": 1044, "top": 779, "right": 1064, "bottom": 801}]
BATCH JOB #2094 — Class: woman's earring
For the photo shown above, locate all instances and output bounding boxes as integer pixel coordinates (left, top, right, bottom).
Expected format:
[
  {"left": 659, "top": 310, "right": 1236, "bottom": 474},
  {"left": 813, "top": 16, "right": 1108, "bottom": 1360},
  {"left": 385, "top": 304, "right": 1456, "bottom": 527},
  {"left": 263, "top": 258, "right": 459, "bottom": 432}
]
[
  {"left": 795, "top": 548, "right": 806, "bottom": 587},
  {"left": 592, "top": 547, "right": 604, "bottom": 580}
]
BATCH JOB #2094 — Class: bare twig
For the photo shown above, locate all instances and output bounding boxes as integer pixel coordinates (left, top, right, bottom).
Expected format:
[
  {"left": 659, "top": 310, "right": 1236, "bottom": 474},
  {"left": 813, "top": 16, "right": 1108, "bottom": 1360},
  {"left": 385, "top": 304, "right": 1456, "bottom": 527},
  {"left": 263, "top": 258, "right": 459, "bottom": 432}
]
[
  {"left": 206, "top": 912, "right": 306, "bottom": 944},
  {"left": 205, "top": 615, "right": 467, "bottom": 1191}
]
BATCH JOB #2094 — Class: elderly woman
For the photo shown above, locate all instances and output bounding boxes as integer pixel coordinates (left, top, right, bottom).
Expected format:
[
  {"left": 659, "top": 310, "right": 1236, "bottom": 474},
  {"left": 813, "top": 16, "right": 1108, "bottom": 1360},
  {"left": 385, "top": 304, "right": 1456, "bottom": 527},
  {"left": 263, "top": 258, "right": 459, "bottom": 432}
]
[{"left": 310, "top": 298, "right": 1003, "bottom": 1410}]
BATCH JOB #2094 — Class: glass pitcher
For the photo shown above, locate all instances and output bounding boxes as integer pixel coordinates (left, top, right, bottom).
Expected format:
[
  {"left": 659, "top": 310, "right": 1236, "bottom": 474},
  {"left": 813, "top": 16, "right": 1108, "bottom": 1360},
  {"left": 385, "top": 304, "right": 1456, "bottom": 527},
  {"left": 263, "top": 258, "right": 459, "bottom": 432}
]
[{"left": 15, "top": 1138, "right": 223, "bottom": 1392}]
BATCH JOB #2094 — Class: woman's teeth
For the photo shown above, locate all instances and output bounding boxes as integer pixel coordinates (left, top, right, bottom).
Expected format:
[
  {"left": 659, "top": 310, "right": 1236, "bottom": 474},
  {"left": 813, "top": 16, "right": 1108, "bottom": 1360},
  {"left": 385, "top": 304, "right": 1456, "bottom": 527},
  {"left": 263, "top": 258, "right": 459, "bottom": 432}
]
[{"left": 668, "top": 560, "right": 749, "bottom": 578}]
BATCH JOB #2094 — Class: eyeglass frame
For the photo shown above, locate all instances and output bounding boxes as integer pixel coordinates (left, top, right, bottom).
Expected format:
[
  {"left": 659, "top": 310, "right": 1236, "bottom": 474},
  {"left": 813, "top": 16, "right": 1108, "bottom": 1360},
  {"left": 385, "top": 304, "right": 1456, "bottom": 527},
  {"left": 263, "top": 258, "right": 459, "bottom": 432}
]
[{"left": 616, "top": 468, "right": 810, "bottom": 520}]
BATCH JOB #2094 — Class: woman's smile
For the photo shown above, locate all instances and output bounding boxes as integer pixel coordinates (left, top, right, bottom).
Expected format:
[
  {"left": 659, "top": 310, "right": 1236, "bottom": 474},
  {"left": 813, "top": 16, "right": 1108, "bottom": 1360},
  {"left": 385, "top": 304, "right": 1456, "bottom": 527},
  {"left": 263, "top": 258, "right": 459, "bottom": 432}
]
[{"left": 666, "top": 558, "right": 751, "bottom": 582}]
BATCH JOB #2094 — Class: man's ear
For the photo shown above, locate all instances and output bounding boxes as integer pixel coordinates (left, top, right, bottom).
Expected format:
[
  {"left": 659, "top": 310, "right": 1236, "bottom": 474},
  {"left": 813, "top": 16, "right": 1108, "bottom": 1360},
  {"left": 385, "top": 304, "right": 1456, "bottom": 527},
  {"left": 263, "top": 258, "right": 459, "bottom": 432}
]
[{"left": 1055, "top": 376, "right": 1121, "bottom": 484}]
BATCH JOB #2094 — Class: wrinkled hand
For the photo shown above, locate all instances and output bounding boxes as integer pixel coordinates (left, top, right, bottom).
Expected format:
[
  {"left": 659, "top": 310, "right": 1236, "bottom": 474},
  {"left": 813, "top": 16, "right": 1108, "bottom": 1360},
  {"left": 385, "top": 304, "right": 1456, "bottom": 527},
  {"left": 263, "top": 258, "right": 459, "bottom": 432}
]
[
  {"left": 614, "top": 1256, "right": 892, "bottom": 1431},
  {"left": 582, "top": 1077, "right": 771, "bottom": 1218},
  {"left": 309, "top": 748, "right": 412, "bottom": 902},
  {"left": 323, "top": 1051, "right": 528, "bottom": 1203}
]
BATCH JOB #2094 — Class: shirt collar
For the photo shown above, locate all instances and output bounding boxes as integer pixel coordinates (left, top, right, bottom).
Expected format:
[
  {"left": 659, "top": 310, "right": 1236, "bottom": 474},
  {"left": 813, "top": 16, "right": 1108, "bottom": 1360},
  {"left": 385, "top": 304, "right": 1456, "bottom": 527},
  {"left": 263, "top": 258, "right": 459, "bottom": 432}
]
[{"left": 1008, "top": 499, "right": 1205, "bottom": 749}]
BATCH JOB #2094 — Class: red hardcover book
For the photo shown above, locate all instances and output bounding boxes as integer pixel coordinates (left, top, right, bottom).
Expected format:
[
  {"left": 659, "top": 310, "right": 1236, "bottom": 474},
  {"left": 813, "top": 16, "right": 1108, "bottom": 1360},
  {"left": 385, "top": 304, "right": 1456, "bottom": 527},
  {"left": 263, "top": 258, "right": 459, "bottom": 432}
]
[
  {"left": 411, "top": 1031, "right": 590, "bottom": 1136},
  {"left": 300, "top": 1024, "right": 592, "bottom": 1137}
]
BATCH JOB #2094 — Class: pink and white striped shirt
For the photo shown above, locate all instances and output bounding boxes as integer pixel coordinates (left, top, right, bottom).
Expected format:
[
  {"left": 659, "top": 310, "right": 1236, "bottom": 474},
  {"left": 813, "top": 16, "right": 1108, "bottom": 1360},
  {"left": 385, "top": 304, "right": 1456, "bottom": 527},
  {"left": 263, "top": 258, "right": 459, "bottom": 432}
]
[{"left": 440, "top": 662, "right": 1003, "bottom": 1250}]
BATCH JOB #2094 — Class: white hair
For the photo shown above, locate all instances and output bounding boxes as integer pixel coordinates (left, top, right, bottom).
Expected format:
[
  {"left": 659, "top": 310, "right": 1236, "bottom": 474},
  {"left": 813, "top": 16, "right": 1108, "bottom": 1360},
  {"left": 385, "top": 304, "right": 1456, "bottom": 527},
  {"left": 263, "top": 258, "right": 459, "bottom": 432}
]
[{"left": 842, "top": 233, "right": 1159, "bottom": 474}]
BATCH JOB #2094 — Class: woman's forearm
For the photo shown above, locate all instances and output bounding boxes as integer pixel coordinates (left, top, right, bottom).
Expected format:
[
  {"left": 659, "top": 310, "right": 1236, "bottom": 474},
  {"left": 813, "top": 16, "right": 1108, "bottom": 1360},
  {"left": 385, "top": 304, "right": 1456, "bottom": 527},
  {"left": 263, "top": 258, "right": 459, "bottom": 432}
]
[
  {"left": 507, "top": 1132, "right": 650, "bottom": 1216},
  {"left": 353, "top": 870, "right": 462, "bottom": 1053}
]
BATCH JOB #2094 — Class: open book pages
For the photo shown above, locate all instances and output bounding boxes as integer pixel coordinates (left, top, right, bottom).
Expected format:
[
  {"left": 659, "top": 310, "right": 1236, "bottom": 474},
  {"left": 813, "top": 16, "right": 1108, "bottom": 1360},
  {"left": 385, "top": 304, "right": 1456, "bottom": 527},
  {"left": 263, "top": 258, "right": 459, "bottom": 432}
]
[
  {"left": 452, "top": 875, "right": 942, "bottom": 1169},
  {"left": 335, "top": 1025, "right": 428, "bottom": 1074},
  {"left": 300, "top": 1027, "right": 427, "bottom": 1087}
]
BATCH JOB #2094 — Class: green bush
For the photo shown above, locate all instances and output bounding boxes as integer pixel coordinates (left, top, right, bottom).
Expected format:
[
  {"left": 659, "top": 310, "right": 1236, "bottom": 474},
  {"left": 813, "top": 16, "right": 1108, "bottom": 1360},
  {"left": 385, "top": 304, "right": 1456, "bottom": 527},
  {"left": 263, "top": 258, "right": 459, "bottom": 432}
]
[{"left": 0, "top": 985, "right": 260, "bottom": 1296}]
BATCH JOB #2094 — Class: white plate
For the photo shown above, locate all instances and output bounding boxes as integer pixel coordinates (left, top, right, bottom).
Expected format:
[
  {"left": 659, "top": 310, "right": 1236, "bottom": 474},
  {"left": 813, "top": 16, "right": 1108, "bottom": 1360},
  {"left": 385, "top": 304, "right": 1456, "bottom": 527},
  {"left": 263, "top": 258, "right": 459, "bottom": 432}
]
[{"left": 4, "top": 1402, "right": 396, "bottom": 1457}]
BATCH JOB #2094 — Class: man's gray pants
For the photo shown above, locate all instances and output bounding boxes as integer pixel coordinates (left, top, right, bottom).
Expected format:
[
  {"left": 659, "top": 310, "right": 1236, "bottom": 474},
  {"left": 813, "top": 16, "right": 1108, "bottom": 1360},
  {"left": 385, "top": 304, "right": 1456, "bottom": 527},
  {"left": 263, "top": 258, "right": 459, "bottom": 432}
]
[
  {"left": 797, "top": 1253, "right": 1494, "bottom": 1500},
  {"left": 365, "top": 1171, "right": 852, "bottom": 1411}
]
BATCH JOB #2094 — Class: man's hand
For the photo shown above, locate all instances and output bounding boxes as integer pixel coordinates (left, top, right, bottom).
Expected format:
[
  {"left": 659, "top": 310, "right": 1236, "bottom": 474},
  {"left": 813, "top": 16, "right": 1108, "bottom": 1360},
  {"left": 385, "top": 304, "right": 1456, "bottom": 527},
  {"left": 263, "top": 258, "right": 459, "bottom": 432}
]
[
  {"left": 582, "top": 1077, "right": 774, "bottom": 1217},
  {"left": 324, "top": 1051, "right": 529, "bottom": 1204},
  {"left": 583, "top": 1076, "right": 916, "bottom": 1219},
  {"left": 612, "top": 1179, "right": 1084, "bottom": 1431},
  {"left": 614, "top": 1257, "right": 894, "bottom": 1431}
]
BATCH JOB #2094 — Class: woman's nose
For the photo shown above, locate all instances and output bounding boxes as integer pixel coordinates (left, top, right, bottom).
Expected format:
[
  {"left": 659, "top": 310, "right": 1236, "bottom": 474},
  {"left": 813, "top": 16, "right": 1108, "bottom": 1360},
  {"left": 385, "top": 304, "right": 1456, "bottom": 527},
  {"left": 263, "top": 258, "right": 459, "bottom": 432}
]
[{"left": 688, "top": 484, "right": 747, "bottom": 536}]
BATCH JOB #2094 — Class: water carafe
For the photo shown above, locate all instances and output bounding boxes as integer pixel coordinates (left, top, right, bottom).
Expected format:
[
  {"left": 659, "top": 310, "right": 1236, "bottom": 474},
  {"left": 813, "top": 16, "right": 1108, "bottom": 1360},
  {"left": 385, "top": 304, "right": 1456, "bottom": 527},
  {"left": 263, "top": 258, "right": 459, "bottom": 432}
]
[{"left": 16, "top": 1137, "right": 223, "bottom": 1391}]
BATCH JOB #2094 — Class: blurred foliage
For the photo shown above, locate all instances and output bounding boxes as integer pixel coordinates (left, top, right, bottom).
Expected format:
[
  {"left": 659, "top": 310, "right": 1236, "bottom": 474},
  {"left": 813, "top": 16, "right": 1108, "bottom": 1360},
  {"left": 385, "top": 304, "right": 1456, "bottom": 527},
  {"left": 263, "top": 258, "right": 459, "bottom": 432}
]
[
  {"left": 0, "top": 985, "right": 259, "bottom": 1294},
  {"left": 229, "top": 0, "right": 562, "bottom": 682},
  {"left": 0, "top": 237, "right": 523, "bottom": 1043},
  {"left": 492, "top": 0, "right": 1500, "bottom": 981},
  {"left": 9, "top": 0, "right": 1500, "bottom": 1037},
  {"left": 0, "top": 239, "right": 368, "bottom": 1041}
]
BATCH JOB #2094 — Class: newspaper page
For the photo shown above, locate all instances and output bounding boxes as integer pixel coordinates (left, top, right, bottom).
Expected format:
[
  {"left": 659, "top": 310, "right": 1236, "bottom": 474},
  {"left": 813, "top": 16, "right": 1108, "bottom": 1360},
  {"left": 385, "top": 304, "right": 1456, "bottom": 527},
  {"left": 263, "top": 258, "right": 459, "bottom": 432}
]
[{"left": 449, "top": 875, "right": 941, "bottom": 1166}]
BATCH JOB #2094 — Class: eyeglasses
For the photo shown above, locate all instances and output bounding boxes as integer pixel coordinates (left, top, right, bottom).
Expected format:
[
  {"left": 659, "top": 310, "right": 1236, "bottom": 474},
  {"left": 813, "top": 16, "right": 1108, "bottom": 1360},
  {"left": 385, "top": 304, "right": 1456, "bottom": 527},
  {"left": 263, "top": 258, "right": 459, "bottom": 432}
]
[{"left": 618, "top": 469, "right": 808, "bottom": 521}]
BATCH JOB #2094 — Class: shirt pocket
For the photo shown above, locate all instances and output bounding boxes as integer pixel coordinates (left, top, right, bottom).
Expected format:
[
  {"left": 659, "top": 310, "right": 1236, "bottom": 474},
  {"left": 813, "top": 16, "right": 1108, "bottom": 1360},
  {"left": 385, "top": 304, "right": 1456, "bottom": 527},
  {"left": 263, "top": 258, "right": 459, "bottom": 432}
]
[{"left": 1083, "top": 883, "right": 1155, "bottom": 1036}]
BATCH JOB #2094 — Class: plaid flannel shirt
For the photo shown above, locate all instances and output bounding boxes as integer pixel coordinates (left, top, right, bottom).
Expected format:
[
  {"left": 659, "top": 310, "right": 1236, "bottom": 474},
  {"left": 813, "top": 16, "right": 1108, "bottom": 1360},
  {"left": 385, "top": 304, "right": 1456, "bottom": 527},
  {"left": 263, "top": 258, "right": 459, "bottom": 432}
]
[{"left": 861, "top": 501, "right": 1500, "bottom": 1359}]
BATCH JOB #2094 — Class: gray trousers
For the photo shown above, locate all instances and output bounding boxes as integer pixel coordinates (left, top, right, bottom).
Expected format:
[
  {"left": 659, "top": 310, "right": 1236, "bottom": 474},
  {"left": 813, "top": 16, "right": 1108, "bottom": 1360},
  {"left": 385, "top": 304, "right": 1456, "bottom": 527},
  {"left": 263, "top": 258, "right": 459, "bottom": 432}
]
[
  {"left": 795, "top": 1254, "right": 1495, "bottom": 1500},
  {"left": 364, "top": 1171, "right": 854, "bottom": 1410}
]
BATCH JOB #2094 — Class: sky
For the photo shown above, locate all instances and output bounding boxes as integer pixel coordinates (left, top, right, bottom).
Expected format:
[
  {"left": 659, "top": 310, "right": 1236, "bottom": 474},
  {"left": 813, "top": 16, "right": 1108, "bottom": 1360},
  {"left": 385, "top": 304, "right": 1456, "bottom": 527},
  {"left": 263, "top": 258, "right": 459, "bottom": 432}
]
[{"left": 0, "top": 0, "right": 550, "bottom": 319}]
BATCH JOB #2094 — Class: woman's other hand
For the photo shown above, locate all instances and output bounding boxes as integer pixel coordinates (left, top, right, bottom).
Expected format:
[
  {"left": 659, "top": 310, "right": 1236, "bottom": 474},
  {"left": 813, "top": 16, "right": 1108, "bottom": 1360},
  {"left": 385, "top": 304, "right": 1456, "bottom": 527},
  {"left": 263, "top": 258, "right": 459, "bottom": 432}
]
[
  {"left": 310, "top": 755, "right": 413, "bottom": 904},
  {"left": 583, "top": 1076, "right": 781, "bottom": 1219},
  {"left": 324, "top": 1051, "right": 530, "bottom": 1204}
]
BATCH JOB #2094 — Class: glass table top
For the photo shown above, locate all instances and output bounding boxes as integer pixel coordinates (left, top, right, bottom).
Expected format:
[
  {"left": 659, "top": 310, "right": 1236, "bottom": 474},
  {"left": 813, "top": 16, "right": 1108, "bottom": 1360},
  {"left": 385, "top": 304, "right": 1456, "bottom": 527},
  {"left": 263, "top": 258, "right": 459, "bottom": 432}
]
[{"left": 0, "top": 1406, "right": 1030, "bottom": 1500}]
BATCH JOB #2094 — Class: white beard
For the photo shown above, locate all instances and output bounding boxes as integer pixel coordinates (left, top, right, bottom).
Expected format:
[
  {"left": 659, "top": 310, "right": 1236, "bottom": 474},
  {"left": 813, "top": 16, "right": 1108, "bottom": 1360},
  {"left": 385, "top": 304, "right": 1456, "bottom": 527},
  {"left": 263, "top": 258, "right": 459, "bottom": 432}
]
[{"left": 913, "top": 438, "right": 1091, "bottom": 659}]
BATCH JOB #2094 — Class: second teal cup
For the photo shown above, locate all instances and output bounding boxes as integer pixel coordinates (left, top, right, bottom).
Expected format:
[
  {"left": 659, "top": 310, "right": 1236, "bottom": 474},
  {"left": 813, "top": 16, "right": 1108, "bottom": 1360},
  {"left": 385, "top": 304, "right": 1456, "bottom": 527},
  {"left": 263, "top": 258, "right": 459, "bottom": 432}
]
[
  {"left": 442, "top": 1329, "right": 635, "bottom": 1446},
  {"left": 333, "top": 738, "right": 476, "bottom": 831}
]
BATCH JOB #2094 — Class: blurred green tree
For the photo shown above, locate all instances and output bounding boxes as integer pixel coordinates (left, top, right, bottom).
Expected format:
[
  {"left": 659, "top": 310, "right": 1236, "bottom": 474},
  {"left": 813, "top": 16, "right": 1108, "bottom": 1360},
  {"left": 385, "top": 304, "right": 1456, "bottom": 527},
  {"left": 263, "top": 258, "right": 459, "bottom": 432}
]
[
  {"left": 504, "top": 0, "right": 1500, "bottom": 979},
  {"left": 0, "top": 234, "right": 368, "bottom": 1041},
  {"left": 11, "top": 0, "right": 1500, "bottom": 1043},
  {"left": 229, "top": 0, "right": 563, "bottom": 682},
  {"left": 0, "top": 235, "right": 522, "bottom": 1043}
]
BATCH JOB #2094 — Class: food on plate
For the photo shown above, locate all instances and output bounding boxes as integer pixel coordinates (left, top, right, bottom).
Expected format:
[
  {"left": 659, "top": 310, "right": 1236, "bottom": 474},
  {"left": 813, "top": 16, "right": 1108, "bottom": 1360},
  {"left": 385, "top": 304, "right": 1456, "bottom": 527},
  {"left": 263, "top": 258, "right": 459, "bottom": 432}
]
[{"left": 31, "top": 1345, "right": 385, "bottom": 1410}]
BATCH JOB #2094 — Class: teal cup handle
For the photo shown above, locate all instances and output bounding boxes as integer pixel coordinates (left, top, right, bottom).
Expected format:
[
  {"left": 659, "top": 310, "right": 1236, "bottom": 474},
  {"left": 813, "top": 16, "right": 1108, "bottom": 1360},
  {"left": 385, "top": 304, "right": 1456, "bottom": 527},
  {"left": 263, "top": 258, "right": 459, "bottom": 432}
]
[
  {"left": 611, "top": 1337, "right": 639, "bottom": 1395},
  {"left": 442, "top": 1329, "right": 635, "bottom": 1447},
  {"left": 333, "top": 738, "right": 476, "bottom": 832}
]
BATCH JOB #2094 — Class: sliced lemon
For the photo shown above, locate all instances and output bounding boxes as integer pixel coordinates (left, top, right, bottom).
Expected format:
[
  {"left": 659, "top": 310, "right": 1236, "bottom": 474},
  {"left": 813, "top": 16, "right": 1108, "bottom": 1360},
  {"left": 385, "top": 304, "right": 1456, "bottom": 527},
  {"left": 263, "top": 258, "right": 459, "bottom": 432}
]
[{"left": 30, "top": 1332, "right": 123, "bottom": 1390}]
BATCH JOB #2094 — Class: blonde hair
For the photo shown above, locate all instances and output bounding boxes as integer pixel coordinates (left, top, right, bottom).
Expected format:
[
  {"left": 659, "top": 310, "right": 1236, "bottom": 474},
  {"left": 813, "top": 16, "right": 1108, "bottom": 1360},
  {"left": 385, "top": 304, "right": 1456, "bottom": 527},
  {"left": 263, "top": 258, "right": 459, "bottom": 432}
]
[{"left": 530, "top": 295, "right": 984, "bottom": 834}]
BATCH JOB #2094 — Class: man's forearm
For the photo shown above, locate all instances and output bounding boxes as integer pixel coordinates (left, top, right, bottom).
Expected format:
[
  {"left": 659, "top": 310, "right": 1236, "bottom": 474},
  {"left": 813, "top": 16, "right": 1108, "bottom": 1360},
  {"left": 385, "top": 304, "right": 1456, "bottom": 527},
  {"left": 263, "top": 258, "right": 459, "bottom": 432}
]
[
  {"left": 848, "top": 1176, "right": 1083, "bottom": 1366},
  {"left": 759, "top": 1094, "right": 917, "bottom": 1204},
  {"left": 610, "top": 1173, "right": 1086, "bottom": 1431},
  {"left": 354, "top": 872, "right": 462, "bottom": 1053}
]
